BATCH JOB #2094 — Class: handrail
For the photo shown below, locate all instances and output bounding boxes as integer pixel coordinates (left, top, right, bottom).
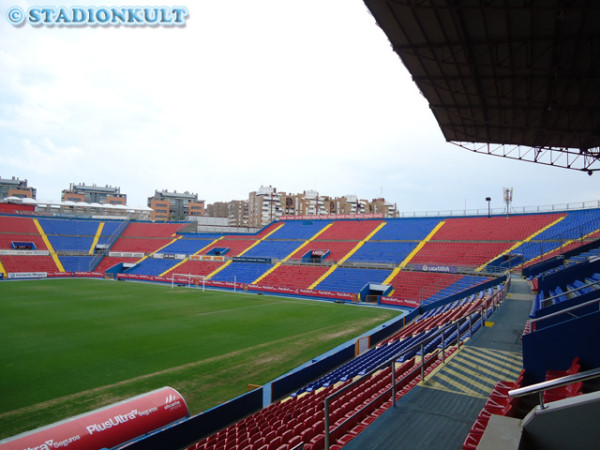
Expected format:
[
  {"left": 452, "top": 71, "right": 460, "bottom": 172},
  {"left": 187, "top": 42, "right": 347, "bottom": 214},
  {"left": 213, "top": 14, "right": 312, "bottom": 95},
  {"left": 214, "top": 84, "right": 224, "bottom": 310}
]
[
  {"left": 539, "top": 279, "right": 600, "bottom": 304},
  {"left": 322, "top": 286, "right": 506, "bottom": 449},
  {"left": 508, "top": 367, "right": 600, "bottom": 409},
  {"left": 531, "top": 296, "right": 600, "bottom": 324}
]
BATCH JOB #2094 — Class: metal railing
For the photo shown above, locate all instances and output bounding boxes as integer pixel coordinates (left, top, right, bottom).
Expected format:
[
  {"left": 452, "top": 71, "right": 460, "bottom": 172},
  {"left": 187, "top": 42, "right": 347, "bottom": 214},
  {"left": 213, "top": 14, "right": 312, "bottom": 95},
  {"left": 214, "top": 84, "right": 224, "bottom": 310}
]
[
  {"left": 322, "top": 288, "right": 506, "bottom": 449},
  {"left": 396, "top": 200, "right": 600, "bottom": 219},
  {"left": 509, "top": 367, "right": 600, "bottom": 410},
  {"left": 88, "top": 218, "right": 130, "bottom": 271}
]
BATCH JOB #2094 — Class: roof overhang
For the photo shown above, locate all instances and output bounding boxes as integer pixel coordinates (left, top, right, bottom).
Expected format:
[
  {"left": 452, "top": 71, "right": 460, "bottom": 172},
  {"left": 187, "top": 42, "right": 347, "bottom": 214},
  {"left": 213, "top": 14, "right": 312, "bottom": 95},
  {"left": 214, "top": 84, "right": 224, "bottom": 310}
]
[{"left": 363, "top": 0, "right": 600, "bottom": 172}]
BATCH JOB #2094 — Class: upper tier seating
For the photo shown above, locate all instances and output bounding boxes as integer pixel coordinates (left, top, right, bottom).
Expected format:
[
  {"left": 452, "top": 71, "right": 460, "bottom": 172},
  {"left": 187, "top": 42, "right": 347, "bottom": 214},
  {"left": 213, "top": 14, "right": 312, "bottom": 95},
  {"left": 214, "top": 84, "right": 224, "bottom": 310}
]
[
  {"left": 289, "top": 241, "right": 357, "bottom": 262},
  {"left": 242, "top": 240, "right": 302, "bottom": 260},
  {"left": 0, "top": 234, "right": 47, "bottom": 250},
  {"left": 432, "top": 214, "right": 565, "bottom": 241},
  {"left": 38, "top": 218, "right": 101, "bottom": 236},
  {"left": 158, "top": 238, "right": 215, "bottom": 255},
  {"left": 0, "top": 216, "right": 38, "bottom": 233},
  {"left": 109, "top": 238, "right": 174, "bottom": 254},
  {"left": 120, "top": 222, "right": 187, "bottom": 238},
  {"left": 316, "top": 220, "right": 383, "bottom": 241},
  {"left": 370, "top": 217, "right": 441, "bottom": 240},
  {"left": 267, "top": 220, "right": 331, "bottom": 240},
  {"left": 347, "top": 241, "right": 418, "bottom": 264},
  {"left": 198, "top": 239, "right": 257, "bottom": 257}
]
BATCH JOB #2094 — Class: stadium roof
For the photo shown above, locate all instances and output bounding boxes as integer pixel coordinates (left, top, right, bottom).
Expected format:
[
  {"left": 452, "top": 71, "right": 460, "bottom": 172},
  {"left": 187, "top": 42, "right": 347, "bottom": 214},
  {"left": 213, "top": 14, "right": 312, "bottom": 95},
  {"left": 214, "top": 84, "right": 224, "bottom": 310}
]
[{"left": 363, "top": 0, "right": 600, "bottom": 173}]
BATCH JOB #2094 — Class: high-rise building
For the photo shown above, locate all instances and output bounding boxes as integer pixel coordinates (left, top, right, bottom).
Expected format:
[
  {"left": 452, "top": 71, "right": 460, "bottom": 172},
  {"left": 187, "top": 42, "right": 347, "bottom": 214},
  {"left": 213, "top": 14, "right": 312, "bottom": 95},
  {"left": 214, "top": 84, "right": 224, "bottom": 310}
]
[
  {"left": 0, "top": 176, "right": 36, "bottom": 200},
  {"left": 248, "top": 185, "right": 282, "bottom": 227},
  {"left": 62, "top": 183, "right": 126, "bottom": 205},
  {"left": 228, "top": 200, "right": 249, "bottom": 227},
  {"left": 148, "top": 190, "right": 204, "bottom": 221}
]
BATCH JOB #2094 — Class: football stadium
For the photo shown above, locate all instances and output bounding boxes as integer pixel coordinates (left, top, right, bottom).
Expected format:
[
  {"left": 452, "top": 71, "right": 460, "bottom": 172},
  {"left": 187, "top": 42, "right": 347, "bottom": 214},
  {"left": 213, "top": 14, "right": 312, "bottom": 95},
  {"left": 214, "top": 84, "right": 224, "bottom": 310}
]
[{"left": 2, "top": 1, "right": 600, "bottom": 450}]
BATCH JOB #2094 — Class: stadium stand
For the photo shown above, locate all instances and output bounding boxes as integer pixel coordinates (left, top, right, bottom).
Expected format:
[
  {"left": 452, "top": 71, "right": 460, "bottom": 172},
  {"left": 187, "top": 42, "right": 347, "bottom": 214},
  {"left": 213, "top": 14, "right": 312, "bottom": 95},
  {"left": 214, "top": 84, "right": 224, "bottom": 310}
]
[
  {"left": 266, "top": 220, "right": 331, "bottom": 240},
  {"left": 346, "top": 241, "right": 418, "bottom": 264},
  {"left": 125, "top": 258, "right": 182, "bottom": 276},
  {"left": 161, "top": 260, "right": 226, "bottom": 278},
  {"left": 242, "top": 240, "right": 303, "bottom": 260},
  {"left": 289, "top": 241, "right": 357, "bottom": 262},
  {"left": 0, "top": 216, "right": 39, "bottom": 234},
  {"left": 156, "top": 237, "right": 216, "bottom": 255},
  {"left": 59, "top": 256, "right": 95, "bottom": 272},
  {"left": 0, "top": 234, "right": 47, "bottom": 250},
  {"left": 431, "top": 214, "right": 565, "bottom": 242},
  {"left": 368, "top": 217, "right": 441, "bottom": 241},
  {"left": 198, "top": 239, "right": 258, "bottom": 257},
  {"left": 315, "top": 220, "right": 384, "bottom": 241},
  {"left": 4, "top": 209, "right": 600, "bottom": 449},
  {"left": 313, "top": 267, "right": 392, "bottom": 294},
  {"left": 119, "top": 222, "right": 188, "bottom": 238},
  {"left": 253, "top": 264, "right": 330, "bottom": 290},
  {"left": 210, "top": 262, "right": 273, "bottom": 284},
  {"left": 410, "top": 242, "right": 512, "bottom": 267}
]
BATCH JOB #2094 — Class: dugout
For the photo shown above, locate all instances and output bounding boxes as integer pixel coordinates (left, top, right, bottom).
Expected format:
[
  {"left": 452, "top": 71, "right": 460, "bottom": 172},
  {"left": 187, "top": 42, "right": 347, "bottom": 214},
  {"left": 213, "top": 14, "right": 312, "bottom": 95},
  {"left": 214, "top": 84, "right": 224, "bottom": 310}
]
[{"left": 359, "top": 283, "right": 392, "bottom": 303}]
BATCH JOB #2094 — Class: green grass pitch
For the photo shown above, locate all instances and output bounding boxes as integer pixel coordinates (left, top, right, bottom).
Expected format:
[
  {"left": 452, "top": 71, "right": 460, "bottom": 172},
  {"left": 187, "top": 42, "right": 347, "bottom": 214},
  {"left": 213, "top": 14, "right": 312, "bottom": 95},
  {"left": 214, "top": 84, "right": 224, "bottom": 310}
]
[{"left": 0, "top": 279, "right": 401, "bottom": 439}]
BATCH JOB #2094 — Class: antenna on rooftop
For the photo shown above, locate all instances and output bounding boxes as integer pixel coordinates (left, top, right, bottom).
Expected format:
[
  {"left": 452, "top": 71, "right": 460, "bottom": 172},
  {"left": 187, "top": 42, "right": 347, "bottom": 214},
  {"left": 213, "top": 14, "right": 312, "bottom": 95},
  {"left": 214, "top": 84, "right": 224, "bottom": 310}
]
[{"left": 503, "top": 187, "right": 513, "bottom": 218}]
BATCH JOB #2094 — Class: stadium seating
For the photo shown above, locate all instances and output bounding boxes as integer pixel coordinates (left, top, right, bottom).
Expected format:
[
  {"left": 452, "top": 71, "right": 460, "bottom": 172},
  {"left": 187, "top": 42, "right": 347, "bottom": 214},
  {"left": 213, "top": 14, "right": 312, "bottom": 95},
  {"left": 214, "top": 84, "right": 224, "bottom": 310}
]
[
  {"left": 432, "top": 214, "right": 565, "bottom": 242},
  {"left": 211, "top": 262, "right": 272, "bottom": 284},
  {"left": 156, "top": 237, "right": 216, "bottom": 255},
  {"left": 0, "top": 255, "right": 59, "bottom": 273},
  {"left": 386, "top": 271, "right": 465, "bottom": 302},
  {"left": 254, "top": 264, "right": 330, "bottom": 289},
  {"left": 313, "top": 268, "right": 392, "bottom": 294},
  {"left": 289, "top": 241, "right": 357, "bottom": 262},
  {"left": 347, "top": 241, "right": 418, "bottom": 264},
  {"left": 109, "top": 237, "right": 174, "bottom": 254},
  {"left": 94, "top": 256, "right": 139, "bottom": 273},
  {"left": 243, "top": 240, "right": 303, "bottom": 260},
  {"left": 125, "top": 258, "right": 181, "bottom": 276},
  {"left": 0, "top": 234, "right": 47, "bottom": 250},
  {"left": 38, "top": 218, "right": 101, "bottom": 236},
  {"left": 198, "top": 239, "right": 258, "bottom": 257},
  {"left": 0, "top": 216, "right": 38, "bottom": 233},
  {"left": 316, "top": 220, "right": 384, "bottom": 241},
  {"left": 266, "top": 220, "right": 331, "bottom": 240},
  {"left": 410, "top": 242, "right": 511, "bottom": 267},
  {"left": 59, "top": 256, "right": 95, "bottom": 272},
  {"left": 120, "top": 222, "right": 188, "bottom": 238},
  {"left": 369, "top": 217, "right": 441, "bottom": 240},
  {"left": 161, "top": 260, "right": 225, "bottom": 278}
]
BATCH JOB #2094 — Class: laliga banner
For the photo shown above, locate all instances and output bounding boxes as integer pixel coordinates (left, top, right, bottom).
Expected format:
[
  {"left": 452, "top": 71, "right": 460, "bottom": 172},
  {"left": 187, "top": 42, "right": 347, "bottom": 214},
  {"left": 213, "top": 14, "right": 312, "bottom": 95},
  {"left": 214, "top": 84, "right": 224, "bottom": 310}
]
[{"left": 0, "top": 387, "right": 189, "bottom": 450}]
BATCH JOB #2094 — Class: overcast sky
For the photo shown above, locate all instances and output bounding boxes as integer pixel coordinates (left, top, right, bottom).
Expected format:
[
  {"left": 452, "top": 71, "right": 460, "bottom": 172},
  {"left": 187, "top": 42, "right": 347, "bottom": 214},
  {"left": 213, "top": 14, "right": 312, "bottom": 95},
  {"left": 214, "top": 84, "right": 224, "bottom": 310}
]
[{"left": 1, "top": 0, "right": 598, "bottom": 214}]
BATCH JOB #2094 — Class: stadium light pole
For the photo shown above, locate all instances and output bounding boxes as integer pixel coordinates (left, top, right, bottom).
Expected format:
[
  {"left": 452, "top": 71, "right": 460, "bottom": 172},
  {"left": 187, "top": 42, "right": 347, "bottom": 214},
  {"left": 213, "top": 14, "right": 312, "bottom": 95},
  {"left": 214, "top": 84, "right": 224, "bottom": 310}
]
[
  {"left": 503, "top": 187, "right": 513, "bottom": 218},
  {"left": 485, "top": 197, "right": 491, "bottom": 218}
]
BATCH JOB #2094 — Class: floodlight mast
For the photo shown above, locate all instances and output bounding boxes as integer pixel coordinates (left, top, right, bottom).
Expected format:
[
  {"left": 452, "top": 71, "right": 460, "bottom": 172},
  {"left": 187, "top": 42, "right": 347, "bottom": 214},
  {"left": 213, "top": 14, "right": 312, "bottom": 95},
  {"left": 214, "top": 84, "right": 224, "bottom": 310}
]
[{"left": 503, "top": 188, "right": 513, "bottom": 218}]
